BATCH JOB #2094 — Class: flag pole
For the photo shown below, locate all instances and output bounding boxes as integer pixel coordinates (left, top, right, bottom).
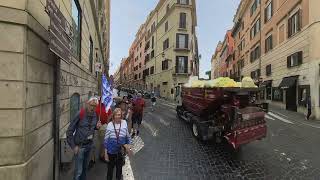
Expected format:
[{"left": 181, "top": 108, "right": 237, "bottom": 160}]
[{"left": 99, "top": 73, "right": 102, "bottom": 123}]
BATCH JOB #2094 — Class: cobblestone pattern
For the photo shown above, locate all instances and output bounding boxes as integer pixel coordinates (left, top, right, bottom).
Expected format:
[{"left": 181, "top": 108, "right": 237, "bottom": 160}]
[{"left": 130, "top": 101, "right": 320, "bottom": 180}]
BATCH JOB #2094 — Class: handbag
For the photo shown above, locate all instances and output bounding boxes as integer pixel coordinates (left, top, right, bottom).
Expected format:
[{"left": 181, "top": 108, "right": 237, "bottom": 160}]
[{"left": 113, "top": 122, "right": 126, "bottom": 166}]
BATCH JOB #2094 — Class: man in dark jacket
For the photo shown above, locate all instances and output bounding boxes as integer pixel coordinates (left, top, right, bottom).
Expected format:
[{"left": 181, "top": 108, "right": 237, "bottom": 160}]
[
  {"left": 67, "top": 97, "right": 101, "bottom": 180},
  {"left": 306, "top": 96, "right": 312, "bottom": 120}
]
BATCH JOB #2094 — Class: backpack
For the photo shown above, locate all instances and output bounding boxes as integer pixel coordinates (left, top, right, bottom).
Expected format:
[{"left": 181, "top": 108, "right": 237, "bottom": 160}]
[{"left": 133, "top": 98, "right": 144, "bottom": 114}]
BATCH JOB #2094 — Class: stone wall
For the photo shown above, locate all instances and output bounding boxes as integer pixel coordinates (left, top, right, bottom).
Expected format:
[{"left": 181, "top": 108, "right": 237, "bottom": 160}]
[{"left": 0, "top": 0, "right": 103, "bottom": 179}]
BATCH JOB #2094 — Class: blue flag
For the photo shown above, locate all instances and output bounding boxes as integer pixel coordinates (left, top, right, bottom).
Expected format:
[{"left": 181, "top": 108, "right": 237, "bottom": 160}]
[{"left": 102, "top": 74, "right": 113, "bottom": 111}]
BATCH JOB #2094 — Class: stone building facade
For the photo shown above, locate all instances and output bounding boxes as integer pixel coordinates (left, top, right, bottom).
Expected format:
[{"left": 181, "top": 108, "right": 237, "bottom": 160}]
[
  {"left": 0, "top": 0, "right": 110, "bottom": 179},
  {"left": 212, "top": 0, "right": 320, "bottom": 119}
]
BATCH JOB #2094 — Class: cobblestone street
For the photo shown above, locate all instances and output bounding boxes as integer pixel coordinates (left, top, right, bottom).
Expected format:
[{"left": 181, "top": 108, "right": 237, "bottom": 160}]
[{"left": 71, "top": 98, "right": 320, "bottom": 180}]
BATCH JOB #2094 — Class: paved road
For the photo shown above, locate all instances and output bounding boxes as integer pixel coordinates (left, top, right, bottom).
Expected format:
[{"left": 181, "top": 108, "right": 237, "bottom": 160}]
[{"left": 61, "top": 96, "right": 320, "bottom": 180}]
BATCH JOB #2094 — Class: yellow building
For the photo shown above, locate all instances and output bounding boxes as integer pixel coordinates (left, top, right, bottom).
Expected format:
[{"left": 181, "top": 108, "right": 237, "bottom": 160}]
[
  {"left": 141, "top": 0, "right": 199, "bottom": 100},
  {"left": 0, "top": 0, "right": 110, "bottom": 179}
]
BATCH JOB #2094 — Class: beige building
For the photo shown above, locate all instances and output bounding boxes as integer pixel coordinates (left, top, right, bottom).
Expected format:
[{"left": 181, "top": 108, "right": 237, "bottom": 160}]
[
  {"left": 0, "top": 0, "right": 110, "bottom": 179},
  {"left": 211, "top": 41, "right": 223, "bottom": 78},
  {"left": 131, "top": 24, "right": 147, "bottom": 91},
  {"left": 230, "top": 0, "right": 320, "bottom": 119},
  {"left": 135, "top": 0, "right": 199, "bottom": 100}
]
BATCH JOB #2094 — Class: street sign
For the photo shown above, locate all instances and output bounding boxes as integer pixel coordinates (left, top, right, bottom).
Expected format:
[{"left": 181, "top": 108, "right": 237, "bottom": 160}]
[
  {"left": 46, "top": 0, "right": 72, "bottom": 63},
  {"left": 95, "top": 62, "right": 103, "bottom": 72}
]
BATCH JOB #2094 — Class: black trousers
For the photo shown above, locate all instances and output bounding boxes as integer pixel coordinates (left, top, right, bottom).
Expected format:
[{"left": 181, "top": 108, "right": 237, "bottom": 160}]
[
  {"left": 107, "top": 153, "right": 123, "bottom": 180},
  {"left": 307, "top": 109, "right": 312, "bottom": 119}
]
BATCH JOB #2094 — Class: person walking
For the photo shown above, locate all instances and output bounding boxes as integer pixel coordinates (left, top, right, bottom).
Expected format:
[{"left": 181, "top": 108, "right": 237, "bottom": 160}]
[
  {"left": 131, "top": 93, "right": 145, "bottom": 137},
  {"left": 151, "top": 94, "right": 157, "bottom": 112},
  {"left": 104, "top": 108, "right": 132, "bottom": 180},
  {"left": 67, "top": 97, "right": 102, "bottom": 180},
  {"left": 306, "top": 96, "right": 312, "bottom": 120}
]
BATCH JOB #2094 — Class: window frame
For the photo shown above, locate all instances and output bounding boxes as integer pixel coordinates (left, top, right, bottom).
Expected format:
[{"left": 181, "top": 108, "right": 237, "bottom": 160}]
[
  {"left": 71, "top": 0, "right": 82, "bottom": 62},
  {"left": 179, "top": 12, "right": 187, "bottom": 29},
  {"left": 265, "top": 34, "right": 273, "bottom": 53},
  {"left": 266, "top": 64, "right": 272, "bottom": 76},
  {"left": 287, "top": 51, "right": 303, "bottom": 68},
  {"left": 176, "top": 33, "right": 189, "bottom": 49},
  {"left": 264, "top": 1, "right": 273, "bottom": 23},
  {"left": 89, "top": 36, "right": 93, "bottom": 72},
  {"left": 288, "top": 10, "right": 301, "bottom": 38},
  {"left": 165, "top": 21, "right": 169, "bottom": 32},
  {"left": 176, "top": 56, "right": 188, "bottom": 74},
  {"left": 178, "top": 0, "right": 189, "bottom": 5},
  {"left": 163, "top": 38, "right": 169, "bottom": 50}
]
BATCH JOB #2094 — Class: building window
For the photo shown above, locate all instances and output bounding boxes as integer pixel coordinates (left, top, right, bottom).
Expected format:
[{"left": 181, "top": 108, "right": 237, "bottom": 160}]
[
  {"left": 151, "top": 22, "right": 156, "bottom": 32},
  {"left": 265, "top": 1, "right": 273, "bottom": 22},
  {"left": 176, "top": 56, "right": 188, "bottom": 73},
  {"left": 152, "top": 36, "right": 154, "bottom": 49},
  {"left": 140, "top": 52, "right": 142, "bottom": 58},
  {"left": 165, "top": 21, "right": 168, "bottom": 32},
  {"left": 162, "top": 59, "right": 169, "bottom": 70},
  {"left": 178, "top": 0, "right": 189, "bottom": 5},
  {"left": 266, "top": 64, "right": 272, "bottom": 76},
  {"left": 71, "top": 0, "right": 82, "bottom": 61},
  {"left": 145, "top": 41, "right": 150, "bottom": 52},
  {"left": 250, "top": 69, "right": 260, "bottom": 79},
  {"left": 162, "top": 82, "right": 168, "bottom": 85},
  {"left": 288, "top": 10, "right": 301, "bottom": 38},
  {"left": 265, "top": 35, "right": 273, "bottom": 53},
  {"left": 150, "top": 66, "right": 154, "bottom": 74},
  {"left": 89, "top": 37, "right": 93, "bottom": 72},
  {"left": 176, "top": 34, "right": 189, "bottom": 49},
  {"left": 250, "top": 0, "right": 260, "bottom": 16},
  {"left": 179, "top": 12, "right": 187, "bottom": 29},
  {"left": 166, "top": 4, "right": 170, "bottom": 14},
  {"left": 250, "top": 45, "right": 260, "bottom": 62},
  {"left": 151, "top": 50, "right": 154, "bottom": 58},
  {"left": 273, "top": 88, "right": 283, "bottom": 101},
  {"left": 163, "top": 38, "right": 169, "bottom": 50},
  {"left": 134, "top": 74, "right": 137, "bottom": 80},
  {"left": 70, "top": 93, "right": 80, "bottom": 122},
  {"left": 287, "top": 51, "right": 303, "bottom": 68},
  {"left": 238, "top": 39, "right": 245, "bottom": 51},
  {"left": 145, "top": 53, "right": 150, "bottom": 62},
  {"left": 139, "top": 63, "right": 141, "bottom": 68},
  {"left": 139, "top": 73, "right": 141, "bottom": 79},
  {"left": 250, "top": 18, "right": 260, "bottom": 39}
]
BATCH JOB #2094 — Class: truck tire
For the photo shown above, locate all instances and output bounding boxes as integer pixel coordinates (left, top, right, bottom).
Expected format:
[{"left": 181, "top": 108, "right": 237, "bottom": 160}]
[{"left": 191, "top": 122, "right": 202, "bottom": 140}]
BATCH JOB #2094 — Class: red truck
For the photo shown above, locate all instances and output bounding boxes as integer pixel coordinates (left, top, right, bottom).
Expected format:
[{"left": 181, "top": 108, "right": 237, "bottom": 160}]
[{"left": 176, "top": 87, "right": 268, "bottom": 150}]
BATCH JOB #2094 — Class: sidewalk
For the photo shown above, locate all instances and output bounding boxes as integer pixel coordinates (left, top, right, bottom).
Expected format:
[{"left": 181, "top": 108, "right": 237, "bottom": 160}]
[{"left": 269, "top": 104, "right": 320, "bottom": 125}]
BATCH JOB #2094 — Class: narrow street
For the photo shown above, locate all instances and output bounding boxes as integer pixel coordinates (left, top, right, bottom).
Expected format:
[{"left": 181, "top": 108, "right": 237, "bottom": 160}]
[{"left": 78, "top": 97, "right": 320, "bottom": 180}]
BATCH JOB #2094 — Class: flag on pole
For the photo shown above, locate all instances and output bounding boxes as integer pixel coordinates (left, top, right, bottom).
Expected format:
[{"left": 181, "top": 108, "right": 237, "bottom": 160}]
[{"left": 102, "top": 74, "right": 113, "bottom": 111}]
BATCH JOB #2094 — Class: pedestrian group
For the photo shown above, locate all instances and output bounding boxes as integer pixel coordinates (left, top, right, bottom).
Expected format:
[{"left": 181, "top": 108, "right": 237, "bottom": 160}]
[{"left": 67, "top": 90, "right": 146, "bottom": 180}]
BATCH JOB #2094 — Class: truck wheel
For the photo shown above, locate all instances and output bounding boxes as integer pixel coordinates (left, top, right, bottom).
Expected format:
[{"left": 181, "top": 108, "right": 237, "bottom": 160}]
[{"left": 192, "top": 122, "right": 202, "bottom": 140}]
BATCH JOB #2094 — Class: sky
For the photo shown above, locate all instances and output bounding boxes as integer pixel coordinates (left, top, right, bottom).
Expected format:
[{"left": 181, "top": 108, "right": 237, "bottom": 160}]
[{"left": 109, "top": 0, "right": 240, "bottom": 78}]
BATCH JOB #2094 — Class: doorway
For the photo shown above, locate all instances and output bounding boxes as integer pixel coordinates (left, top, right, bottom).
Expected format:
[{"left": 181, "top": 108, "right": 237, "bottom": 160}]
[{"left": 286, "top": 85, "right": 297, "bottom": 111}]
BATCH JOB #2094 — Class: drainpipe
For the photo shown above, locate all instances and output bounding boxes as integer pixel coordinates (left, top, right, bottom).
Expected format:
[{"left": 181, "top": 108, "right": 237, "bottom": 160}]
[{"left": 53, "top": 59, "right": 60, "bottom": 180}]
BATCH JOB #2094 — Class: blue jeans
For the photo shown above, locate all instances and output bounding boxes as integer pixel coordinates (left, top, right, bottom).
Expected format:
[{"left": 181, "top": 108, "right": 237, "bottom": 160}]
[{"left": 74, "top": 146, "right": 91, "bottom": 180}]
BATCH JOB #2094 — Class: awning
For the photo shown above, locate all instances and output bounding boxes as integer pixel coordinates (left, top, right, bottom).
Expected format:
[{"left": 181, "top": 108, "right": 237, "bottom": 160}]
[
  {"left": 278, "top": 76, "right": 299, "bottom": 89},
  {"left": 260, "top": 80, "right": 272, "bottom": 88}
]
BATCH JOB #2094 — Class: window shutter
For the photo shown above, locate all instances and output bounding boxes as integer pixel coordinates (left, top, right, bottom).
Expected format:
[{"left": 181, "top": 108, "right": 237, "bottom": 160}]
[
  {"left": 287, "top": 56, "right": 291, "bottom": 68},
  {"left": 264, "top": 7, "right": 267, "bottom": 23},
  {"left": 176, "top": 34, "right": 179, "bottom": 48},
  {"left": 184, "top": 57, "right": 188, "bottom": 73},
  {"left": 288, "top": 17, "right": 292, "bottom": 38},
  {"left": 298, "top": 9, "right": 302, "bottom": 31},
  {"left": 186, "top": 0, "right": 189, "bottom": 5},
  {"left": 270, "top": 35, "right": 273, "bottom": 49},
  {"left": 185, "top": 34, "right": 189, "bottom": 48},
  {"left": 176, "top": 56, "right": 179, "bottom": 73},
  {"left": 298, "top": 51, "right": 303, "bottom": 65},
  {"left": 271, "top": 0, "right": 273, "bottom": 17}
]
